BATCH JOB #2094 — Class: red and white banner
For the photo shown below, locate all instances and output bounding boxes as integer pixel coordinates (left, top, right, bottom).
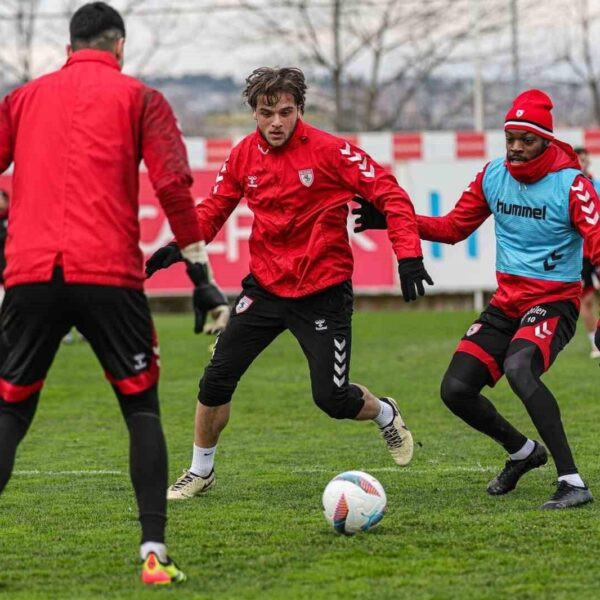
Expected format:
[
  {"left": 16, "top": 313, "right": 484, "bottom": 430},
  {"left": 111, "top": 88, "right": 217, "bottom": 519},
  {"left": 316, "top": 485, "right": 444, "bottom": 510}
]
[
  {"left": 4, "top": 125, "right": 599, "bottom": 296},
  {"left": 0, "top": 169, "right": 397, "bottom": 295},
  {"left": 139, "top": 169, "right": 397, "bottom": 295}
]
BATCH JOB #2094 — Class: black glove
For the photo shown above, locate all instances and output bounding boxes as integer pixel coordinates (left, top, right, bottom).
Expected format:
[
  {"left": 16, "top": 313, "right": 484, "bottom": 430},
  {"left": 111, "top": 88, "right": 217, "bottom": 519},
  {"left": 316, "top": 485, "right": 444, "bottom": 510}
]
[
  {"left": 351, "top": 197, "right": 387, "bottom": 233},
  {"left": 145, "top": 242, "right": 183, "bottom": 277},
  {"left": 185, "top": 261, "right": 228, "bottom": 333},
  {"left": 192, "top": 281, "right": 229, "bottom": 334},
  {"left": 397, "top": 257, "right": 433, "bottom": 302}
]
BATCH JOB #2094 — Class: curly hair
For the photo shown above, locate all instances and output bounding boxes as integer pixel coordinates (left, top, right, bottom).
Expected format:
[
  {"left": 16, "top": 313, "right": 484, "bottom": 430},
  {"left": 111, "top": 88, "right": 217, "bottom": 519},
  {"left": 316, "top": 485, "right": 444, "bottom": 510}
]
[{"left": 243, "top": 67, "right": 306, "bottom": 112}]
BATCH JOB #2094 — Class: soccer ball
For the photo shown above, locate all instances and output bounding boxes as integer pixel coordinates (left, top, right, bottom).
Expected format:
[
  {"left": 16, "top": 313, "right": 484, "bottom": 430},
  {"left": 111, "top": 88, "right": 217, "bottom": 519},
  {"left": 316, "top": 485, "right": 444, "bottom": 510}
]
[{"left": 322, "top": 471, "right": 387, "bottom": 535}]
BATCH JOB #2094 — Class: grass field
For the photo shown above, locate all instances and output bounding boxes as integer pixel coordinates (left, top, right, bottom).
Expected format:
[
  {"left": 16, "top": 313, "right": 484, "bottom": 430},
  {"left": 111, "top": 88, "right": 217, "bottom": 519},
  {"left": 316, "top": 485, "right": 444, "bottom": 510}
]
[{"left": 1, "top": 310, "right": 599, "bottom": 599}]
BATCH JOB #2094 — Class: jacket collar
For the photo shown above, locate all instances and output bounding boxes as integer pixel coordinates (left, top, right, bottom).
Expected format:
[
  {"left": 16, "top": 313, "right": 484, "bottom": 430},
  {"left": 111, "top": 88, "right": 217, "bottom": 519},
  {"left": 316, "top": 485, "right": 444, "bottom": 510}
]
[
  {"left": 254, "top": 118, "right": 308, "bottom": 154},
  {"left": 63, "top": 49, "right": 121, "bottom": 71}
]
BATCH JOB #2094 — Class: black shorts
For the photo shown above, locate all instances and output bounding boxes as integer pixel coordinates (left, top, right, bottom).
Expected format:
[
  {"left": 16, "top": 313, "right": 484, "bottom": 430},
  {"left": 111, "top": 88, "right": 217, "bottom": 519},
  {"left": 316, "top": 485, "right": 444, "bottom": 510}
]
[
  {"left": 199, "top": 274, "right": 364, "bottom": 417},
  {"left": 0, "top": 267, "right": 158, "bottom": 403},
  {"left": 582, "top": 257, "right": 596, "bottom": 295},
  {"left": 456, "top": 301, "right": 578, "bottom": 385}
]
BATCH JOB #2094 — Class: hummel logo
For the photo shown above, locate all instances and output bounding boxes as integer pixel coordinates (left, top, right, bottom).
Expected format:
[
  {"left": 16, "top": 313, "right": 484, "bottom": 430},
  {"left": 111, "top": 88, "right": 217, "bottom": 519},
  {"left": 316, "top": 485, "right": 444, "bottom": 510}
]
[
  {"left": 574, "top": 184, "right": 600, "bottom": 225},
  {"left": 543, "top": 250, "right": 563, "bottom": 271},
  {"left": 315, "top": 319, "right": 327, "bottom": 331},
  {"left": 534, "top": 322, "right": 553, "bottom": 339},
  {"left": 133, "top": 353, "right": 148, "bottom": 371},
  {"left": 497, "top": 199, "right": 546, "bottom": 220},
  {"left": 333, "top": 337, "right": 347, "bottom": 388},
  {"left": 339, "top": 142, "right": 375, "bottom": 178}
]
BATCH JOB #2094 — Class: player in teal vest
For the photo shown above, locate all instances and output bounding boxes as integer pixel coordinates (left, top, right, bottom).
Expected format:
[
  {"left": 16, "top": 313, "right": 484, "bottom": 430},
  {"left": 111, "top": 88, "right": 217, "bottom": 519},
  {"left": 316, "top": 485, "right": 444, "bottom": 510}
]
[{"left": 354, "top": 89, "right": 600, "bottom": 509}]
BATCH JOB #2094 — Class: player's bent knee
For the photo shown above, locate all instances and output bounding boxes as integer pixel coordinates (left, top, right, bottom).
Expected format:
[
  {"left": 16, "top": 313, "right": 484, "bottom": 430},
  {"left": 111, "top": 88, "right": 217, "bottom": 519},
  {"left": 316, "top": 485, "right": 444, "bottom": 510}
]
[
  {"left": 0, "top": 391, "right": 39, "bottom": 435},
  {"left": 116, "top": 385, "right": 160, "bottom": 419},
  {"left": 440, "top": 374, "right": 478, "bottom": 412},
  {"left": 198, "top": 373, "right": 236, "bottom": 407},
  {"left": 314, "top": 384, "right": 363, "bottom": 420},
  {"left": 503, "top": 348, "right": 540, "bottom": 400}
]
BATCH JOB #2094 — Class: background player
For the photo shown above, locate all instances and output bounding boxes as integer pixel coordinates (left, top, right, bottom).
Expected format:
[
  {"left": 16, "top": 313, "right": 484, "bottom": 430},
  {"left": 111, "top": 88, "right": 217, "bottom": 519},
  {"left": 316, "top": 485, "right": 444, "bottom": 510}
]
[{"left": 574, "top": 146, "right": 600, "bottom": 358}]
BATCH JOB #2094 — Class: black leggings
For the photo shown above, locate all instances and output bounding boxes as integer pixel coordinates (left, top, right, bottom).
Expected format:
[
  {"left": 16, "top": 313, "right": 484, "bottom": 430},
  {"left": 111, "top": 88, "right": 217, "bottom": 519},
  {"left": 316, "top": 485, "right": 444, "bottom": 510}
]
[
  {"left": 440, "top": 342, "right": 577, "bottom": 476},
  {"left": 0, "top": 384, "right": 168, "bottom": 543}
]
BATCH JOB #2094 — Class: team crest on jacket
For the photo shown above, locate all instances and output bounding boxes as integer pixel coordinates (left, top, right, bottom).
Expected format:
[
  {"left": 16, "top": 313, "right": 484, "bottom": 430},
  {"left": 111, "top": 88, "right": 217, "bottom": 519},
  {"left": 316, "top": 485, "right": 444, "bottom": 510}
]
[
  {"left": 235, "top": 295, "right": 253, "bottom": 314},
  {"left": 466, "top": 323, "right": 482, "bottom": 336},
  {"left": 298, "top": 168, "right": 314, "bottom": 187}
]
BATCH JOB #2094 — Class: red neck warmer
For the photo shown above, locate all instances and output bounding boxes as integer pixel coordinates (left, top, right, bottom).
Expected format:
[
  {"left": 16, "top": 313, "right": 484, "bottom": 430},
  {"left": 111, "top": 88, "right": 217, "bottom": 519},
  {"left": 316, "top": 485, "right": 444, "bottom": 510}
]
[
  {"left": 504, "top": 139, "right": 581, "bottom": 183},
  {"left": 505, "top": 144, "right": 557, "bottom": 183}
]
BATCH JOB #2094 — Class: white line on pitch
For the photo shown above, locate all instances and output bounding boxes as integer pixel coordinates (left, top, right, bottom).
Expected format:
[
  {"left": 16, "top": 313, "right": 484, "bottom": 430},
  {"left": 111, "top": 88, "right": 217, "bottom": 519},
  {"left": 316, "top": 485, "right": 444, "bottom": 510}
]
[
  {"left": 290, "top": 465, "right": 498, "bottom": 474},
  {"left": 14, "top": 469, "right": 124, "bottom": 476}
]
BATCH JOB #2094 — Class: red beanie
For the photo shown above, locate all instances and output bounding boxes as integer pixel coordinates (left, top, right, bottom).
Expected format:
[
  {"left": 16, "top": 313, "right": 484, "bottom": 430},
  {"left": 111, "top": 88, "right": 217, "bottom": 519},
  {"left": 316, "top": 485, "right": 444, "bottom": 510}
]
[{"left": 504, "top": 89, "right": 554, "bottom": 140}]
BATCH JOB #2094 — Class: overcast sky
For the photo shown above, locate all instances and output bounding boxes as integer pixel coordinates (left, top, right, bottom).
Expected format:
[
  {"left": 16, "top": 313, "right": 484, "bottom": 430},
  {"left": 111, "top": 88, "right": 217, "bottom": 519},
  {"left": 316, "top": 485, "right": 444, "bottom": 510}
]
[{"left": 1, "top": 0, "right": 599, "bottom": 84}]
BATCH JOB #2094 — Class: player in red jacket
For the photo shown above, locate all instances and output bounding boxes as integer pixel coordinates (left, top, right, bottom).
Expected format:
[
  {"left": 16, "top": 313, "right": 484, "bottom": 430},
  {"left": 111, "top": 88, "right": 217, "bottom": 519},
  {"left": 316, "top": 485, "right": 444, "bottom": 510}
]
[
  {"left": 0, "top": 2, "right": 223, "bottom": 584},
  {"left": 146, "top": 67, "right": 433, "bottom": 499}
]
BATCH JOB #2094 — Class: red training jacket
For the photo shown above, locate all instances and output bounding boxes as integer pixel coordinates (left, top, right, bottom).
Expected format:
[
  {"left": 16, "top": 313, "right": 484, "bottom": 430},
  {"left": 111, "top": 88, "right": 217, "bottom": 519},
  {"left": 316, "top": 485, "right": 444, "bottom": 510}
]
[
  {"left": 417, "top": 144, "right": 600, "bottom": 317},
  {"left": 197, "top": 119, "right": 422, "bottom": 297},
  {"left": 0, "top": 49, "right": 202, "bottom": 290}
]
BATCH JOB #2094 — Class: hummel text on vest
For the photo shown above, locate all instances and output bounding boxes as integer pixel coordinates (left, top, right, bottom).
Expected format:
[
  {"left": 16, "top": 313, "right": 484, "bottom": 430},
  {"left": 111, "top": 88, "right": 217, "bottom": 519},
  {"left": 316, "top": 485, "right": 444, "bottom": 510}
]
[{"left": 497, "top": 200, "right": 546, "bottom": 220}]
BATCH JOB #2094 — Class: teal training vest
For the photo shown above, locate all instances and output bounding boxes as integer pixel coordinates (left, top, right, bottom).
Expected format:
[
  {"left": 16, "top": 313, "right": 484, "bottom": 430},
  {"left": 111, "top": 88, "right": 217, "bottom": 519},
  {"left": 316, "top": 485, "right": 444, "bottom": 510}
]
[{"left": 482, "top": 158, "right": 582, "bottom": 282}]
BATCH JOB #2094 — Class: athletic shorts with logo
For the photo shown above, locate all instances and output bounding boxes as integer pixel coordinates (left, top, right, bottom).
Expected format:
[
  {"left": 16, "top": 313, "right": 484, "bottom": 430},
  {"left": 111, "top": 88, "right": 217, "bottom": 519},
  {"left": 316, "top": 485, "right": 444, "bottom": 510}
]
[
  {"left": 0, "top": 267, "right": 159, "bottom": 403},
  {"left": 456, "top": 301, "right": 578, "bottom": 385},
  {"left": 199, "top": 274, "right": 363, "bottom": 416}
]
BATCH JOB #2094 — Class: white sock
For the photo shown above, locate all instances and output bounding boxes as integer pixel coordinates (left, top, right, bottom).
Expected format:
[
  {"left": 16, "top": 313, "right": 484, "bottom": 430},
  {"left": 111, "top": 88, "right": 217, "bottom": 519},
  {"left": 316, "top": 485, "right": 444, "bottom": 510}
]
[
  {"left": 190, "top": 444, "right": 217, "bottom": 477},
  {"left": 558, "top": 473, "right": 586, "bottom": 488},
  {"left": 373, "top": 399, "right": 395, "bottom": 428},
  {"left": 140, "top": 541, "right": 167, "bottom": 563},
  {"left": 588, "top": 332, "right": 596, "bottom": 347},
  {"left": 509, "top": 439, "right": 535, "bottom": 461}
]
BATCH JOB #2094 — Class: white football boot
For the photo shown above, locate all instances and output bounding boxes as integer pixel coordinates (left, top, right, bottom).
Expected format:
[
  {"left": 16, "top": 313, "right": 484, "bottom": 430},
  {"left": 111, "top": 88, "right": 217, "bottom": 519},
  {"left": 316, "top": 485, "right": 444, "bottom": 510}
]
[
  {"left": 379, "top": 397, "right": 414, "bottom": 466},
  {"left": 167, "top": 469, "right": 215, "bottom": 500}
]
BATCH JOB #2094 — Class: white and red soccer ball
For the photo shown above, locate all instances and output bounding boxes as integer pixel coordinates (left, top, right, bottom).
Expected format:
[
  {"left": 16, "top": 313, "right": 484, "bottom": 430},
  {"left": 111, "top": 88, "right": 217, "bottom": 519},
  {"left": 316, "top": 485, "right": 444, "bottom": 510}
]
[{"left": 322, "top": 471, "right": 387, "bottom": 535}]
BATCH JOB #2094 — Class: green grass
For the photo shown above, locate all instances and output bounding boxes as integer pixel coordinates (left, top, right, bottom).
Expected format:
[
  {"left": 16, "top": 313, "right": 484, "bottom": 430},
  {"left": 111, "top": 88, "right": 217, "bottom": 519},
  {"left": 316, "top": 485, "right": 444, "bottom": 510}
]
[{"left": 2, "top": 311, "right": 599, "bottom": 599}]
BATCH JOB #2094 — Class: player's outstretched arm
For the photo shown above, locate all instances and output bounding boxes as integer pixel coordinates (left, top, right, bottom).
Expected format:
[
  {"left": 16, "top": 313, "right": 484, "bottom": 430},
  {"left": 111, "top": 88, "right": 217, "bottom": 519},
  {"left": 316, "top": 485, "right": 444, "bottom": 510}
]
[
  {"left": 417, "top": 167, "right": 491, "bottom": 244},
  {"left": 350, "top": 196, "right": 434, "bottom": 301}
]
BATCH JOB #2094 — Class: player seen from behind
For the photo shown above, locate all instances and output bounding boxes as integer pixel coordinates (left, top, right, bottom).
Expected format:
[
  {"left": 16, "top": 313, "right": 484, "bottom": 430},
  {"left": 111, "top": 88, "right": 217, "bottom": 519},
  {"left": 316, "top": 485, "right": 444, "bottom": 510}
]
[{"left": 0, "top": 1, "right": 224, "bottom": 584}]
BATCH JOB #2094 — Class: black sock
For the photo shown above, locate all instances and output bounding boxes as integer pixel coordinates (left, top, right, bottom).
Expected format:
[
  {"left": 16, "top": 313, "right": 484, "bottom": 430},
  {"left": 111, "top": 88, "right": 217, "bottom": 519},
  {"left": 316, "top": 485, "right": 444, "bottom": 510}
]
[{"left": 125, "top": 412, "right": 168, "bottom": 543}]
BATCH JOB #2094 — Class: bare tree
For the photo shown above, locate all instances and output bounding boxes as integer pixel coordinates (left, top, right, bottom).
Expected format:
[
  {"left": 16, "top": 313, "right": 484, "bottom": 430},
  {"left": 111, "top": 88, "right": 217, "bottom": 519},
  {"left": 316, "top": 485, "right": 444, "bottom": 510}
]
[
  {"left": 0, "top": 0, "right": 42, "bottom": 84},
  {"left": 235, "top": 0, "right": 512, "bottom": 131},
  {"left": 0, "top": 0, "right": 205, "bottom": 86},
  {"left": 555, "top": 0, "right": 600, "bottom": 125}
]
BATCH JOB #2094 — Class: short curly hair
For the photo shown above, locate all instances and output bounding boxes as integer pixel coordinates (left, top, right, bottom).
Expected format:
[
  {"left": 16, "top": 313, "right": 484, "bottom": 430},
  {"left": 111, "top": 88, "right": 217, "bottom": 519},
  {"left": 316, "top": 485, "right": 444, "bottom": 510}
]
[{"left": 243, "top": 67, "right": 306, "bottom": 112}]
